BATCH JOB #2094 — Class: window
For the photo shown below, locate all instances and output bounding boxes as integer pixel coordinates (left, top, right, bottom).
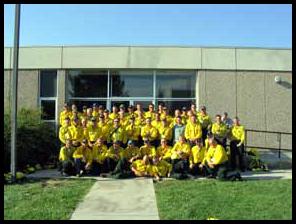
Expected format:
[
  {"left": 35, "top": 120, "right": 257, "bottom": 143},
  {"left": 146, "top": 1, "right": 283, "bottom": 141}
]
[
  {"left": 111, "top": 70, "right": 153, "bottom": 97},
  {"left": 156, "top": 100, "right": 194, "bottom": 115},
  {"left": 156, "top": 71, "right": 196, "bottom": 98},
  {"left": 67, "top": 70, "right": 108, "bottom": 98},
  {"left": 69, "top": 100, "right": 107, "bottom": 111},
  {"left": 39, "top": 70, "right": 57, "bottom": 123}
]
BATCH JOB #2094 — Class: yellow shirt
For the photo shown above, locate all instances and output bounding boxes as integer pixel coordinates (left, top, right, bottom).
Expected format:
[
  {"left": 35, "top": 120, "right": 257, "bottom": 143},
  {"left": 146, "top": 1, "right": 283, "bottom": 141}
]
[
  {"left": 185, "top": 122, "right": 202, "bottom": 140},
  {"left": 160, "top": 114, "right": 173, "bottom": 126},
  {"left": 158, "top": 125, "right": 173, "bottom": 141},
  {"left": 151, "top": 160, "right": 172, "bottom": 177},
  {"left": 59, "top": 110, "right": 72, "bottom": 126},
  {"left": 197, "top": 112, "right": 212, "bottom": 129},
  {"left": 171, "top": 142, "right": 191, "bottom": 160},
  {"left": 69, "top": 125, "right": 84, "bottom": 142},
  {"left": 109, "top": 112, "right": 119, "bottom": 120},
  {"left": 108, "top": 126, "right": 126, "bottom": 144},
  {"left": 156, "top": 145, "right": 172, "bottom": 159},
  {"left": 125, "top": 124, "right": 141, "bottom": 141},
  {"left": 92, "top": 144, "right": 108, "bottom": 164},
  {"left": 86, "top": 125, "right": 101, "bottom": 142},
  {"left": 131, "top": 160, "right": 147, "bottom": 173},
  {"left": 124, "top": 146, "right": 140, "bottom": 160},
  {"left": 97, "top": 122, "right": 110, "bottom": 142},
  {"left": 203, "top": 144, "right": 228, "bottom": 165},
  {"left": 231, "top": 125, "right": 245, "bottom": 144},
  {"left": 73, "top": 146, "right": 93, "bottom": 164},
  {"left": 211, "top": 122, "right": 227, "bottom": 138},
  {"left": 59, "top": 146, "right": 75, "bottom": 161},
  {"left": 138, "top": 145, "right": 156, "bottom": 158},
  {"left": 59, "top": 125, "right": 73, "bottom": 144},
  {"left": 135, "top": 117, "right": 146, "bottom": 127},
  {"left": 151, "top": 120, "right": 162, "bottom": 130},
  {"left": 144, "top": 111, "right": 155, "bottom": 120},
  {"left": 141, "top": 125, "right": 158, "bottom": 141},
  {"left": 105, "top": 146, "right": 125, "bottom": 161},
  {"left": 190, "top": 145, "right": 206, "bottom": 165}
]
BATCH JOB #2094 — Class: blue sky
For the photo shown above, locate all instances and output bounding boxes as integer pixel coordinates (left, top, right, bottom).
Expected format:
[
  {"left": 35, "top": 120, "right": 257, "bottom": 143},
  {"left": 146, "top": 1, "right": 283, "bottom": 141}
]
[{"left": 4, "top": 4, "right": 292, "bottom": 48}]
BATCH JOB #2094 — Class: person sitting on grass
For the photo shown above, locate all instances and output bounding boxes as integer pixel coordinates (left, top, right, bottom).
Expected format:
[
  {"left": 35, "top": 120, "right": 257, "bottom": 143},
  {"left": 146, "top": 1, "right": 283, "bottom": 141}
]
[
  {"left": 58, "top": 139, "right": 76, "bottom": 176},
  {"left": 149, "top": 155, "right": 172, "bottom": 181},
  {"left": 73, "top": 139, "right": 93, "bottom": 177},
  {"left": 189, "top": 138, "right": 207, "bottom": 177},
  {"left": 156, "top": 138, "right": 173, "bottom": 164}
]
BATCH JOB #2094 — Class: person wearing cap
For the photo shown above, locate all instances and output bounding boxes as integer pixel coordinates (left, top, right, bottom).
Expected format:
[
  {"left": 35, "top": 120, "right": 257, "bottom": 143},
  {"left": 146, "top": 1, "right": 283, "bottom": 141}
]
[
  {"left": 58, "top": 139, "right": 76, "bottom": 176},
  {"left": 172, "top": 116, "right": 186, "bottom": 144},
  {"left": 85, "top": 117, "right": 101, "bottom": 148},
  {"left": 156, "top": 138, "right": 173, "bottom": 163},
  {"left": 103, "top": 140, "right": 125, "bottom": 174},
  {"left": 197, "top": 106, "right": 212, "bottom": 144},
  {"left": 185, "top": 114, "right": 202, "bottom": 147},
  {"left": 160, "top": 106, "right": 173, "bottom": 126},
  {"left": 69, "top": 117, "right": 84, "bottom": 147},
  {"left": 145, "top": 103, "right": 155, "bottom": 120},
  {"left": 126, "top": 105, "right": 135, "bottom": 120},
  {"left": 92, "top": 137, "right": 108, "bottom": 175},
  {"left": 73, "top": 139, "right": 93, "bottom": 177},
  {"left": 211, "top": 114, "right": 228, "bottom": 149},
  {"left": 108, "top": 118, "right": 126, "bottom": 147},
  {"left": 92, "top": 103, "right": 100, "bottom": 118},
  {"left": 97, "top": 115, "right": 110, "bottom": 144},
  {"left": 181, "top": 107, "right": 188, "bottom": 124},
  {"left": 59, "top": 117, "right": 73, "bottom": 144},
  {"left": 119, "top": 104, "right": 127, "bottom": 117},
  {"left": 151, "top": 113, "right": 162, "bottom": 131},
  {"left": 170, "top": 135, "right": 191, "bottom": 179},
  {"left": 141, "top": 118, "right": 158, "bottom": 147},
  {"left": 125, "top": 116, "right": 141, "bottom": 147},
  {"left": 200, "top": 137, "right": 228, "bottom": 178},
  {"left": 189, "top": 138, "right": 207, "bottom": 176},
  {"left": 59, "top": 103, "right": 72, "bottom": 126},
  {"left": 158, "top": 118, "right": 173, "bottom": 145},
  {"left": 229, "top": 117, "right": 246, "bottom": 171}
]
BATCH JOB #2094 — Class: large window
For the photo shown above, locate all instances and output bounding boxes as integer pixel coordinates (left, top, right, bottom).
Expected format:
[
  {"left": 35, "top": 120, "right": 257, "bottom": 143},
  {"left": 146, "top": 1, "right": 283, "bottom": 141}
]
[
  {"left": 66, "top": 69, "right": 196, "bottom": 114},
  {"left": 39, "top": 70, "right": 57, "bottom": 122},
  {"left": 111, "top": 70, "right": 153, "bottom": 97}
]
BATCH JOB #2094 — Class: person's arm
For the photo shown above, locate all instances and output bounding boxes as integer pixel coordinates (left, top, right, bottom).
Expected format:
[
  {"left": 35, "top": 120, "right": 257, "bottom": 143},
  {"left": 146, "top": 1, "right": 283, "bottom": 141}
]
[{"left": 237, "top": 126, "right": 245, "bottom": 146}]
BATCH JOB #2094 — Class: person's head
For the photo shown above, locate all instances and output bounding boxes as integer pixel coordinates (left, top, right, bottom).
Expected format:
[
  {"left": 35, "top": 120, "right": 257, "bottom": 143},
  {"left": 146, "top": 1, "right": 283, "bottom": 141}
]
[
  {"left": 128, "top": 105, "right": 134, "bottom": 113},
  {"left": 73, "top": 117, "right": 80, "bottom": 126},
  {"left": 98, "top": 105, "right": 104, "bottom": 113},
  {"left": 136, "top": 103, "right": 142, "bottom": 111},
  {"left": 209, "top": 137, "right": 218, "bottom": 146},
  {"left": 63, "top": 103, "right": 70, "bottom": 112},
  {"left": 163, "top": 106, "right": 168, "bottom": 115},
  {"left": 64, "top": 117, "right": 71, "bottom": 126},
  {"left": 119, "top": 104, "right": 125, "bottom": 112},
  {"left": 65, "top": 139, "right": 72, "bottom": 148},
  {"left": 72, "top": 104, "right": 77, "bottom": 112},
  {"left": 87, "top": 108, "right": 93, "bottom": 116},
  {"left": 187, "top": 110, "right": 193, "bottom": 118},
  {"left": 174, "top": 109, "right": 181, "bottom": 117},
  {"left": 113, "top": 140, "right": 120, "bottom": 149},
  {"left": 222, "top": 112, "right": 228, "bottom": 120},
  {"left": 178, "top": 135, "right": 186, "bottom": 144},
  {"left": 176, "top": 115, "right": 182, "bottom": 125},
  {"left": 143, "top": 138, "right": 150, "bottom": 146},
  {"left": 190, "top": 114, "right": 197, "bottom": 123},
  {"left": 200, "top": 106, "right": 206, "bottom": 115},
  {"left": 99, "top": 115, "right": 105, "bottom": 123},
  {"left": 216, "top": 114, "right": 221, "bottom": 124},
  {"left": 191, "top": 103, "right": 196, "bottom": 111},
  {"left": 112, "top": 105, "right": 118, "bottom": 113},
  {"left": 129, "top": 116, "right": 135, "bottom": 124},
  {"left": 145, "top": 117, "right": 152, "bottom": 126},
  {"left": 82, "top": 105, "right": 87, "bottom": 113},
  {"left": 207, "top": 131, "right": 214, "bottom": 140},
  {"left": 93, "top": 103, "right": 99, "bottom": 111},
  {"left": 182, "top": 107, "right": 187, "bottom": 114},
  {"left": 104, "top": 109, "right": 109, "bottom": 118},
  {"left": 155, "top": 113, "right": 161, "bottom": 121},
  {"left": 91, "top": 117, "right": 97, "bottom": 126},
  {"left": 158, "top": 103, "right": 164, "bottom": 112},
  {"left": 81, "top": 139, "right": 88, "bottom": 147},
  {"left": 148, "top": 103, "right": 154, "bottom": 112},
  {"left": 96, "top": 137, "right": 103, "bottom": 146},
  {"left": 114, "top": 118, "right": 120, "bottom": 127},
  {"left": 233, "top": 116, "right": 240, "bottom": 126},
  {"left": 160, "top": 138, "right": 167, "bottom": 147},
  {"left": 81, "top": 118, "right": 87, "bottom": 126},
  {"left": 195, "top": 138, "right": 203, "bottom": 147},
  {"left": 127, "top": 140, "right": 134, "bottom": 148}
]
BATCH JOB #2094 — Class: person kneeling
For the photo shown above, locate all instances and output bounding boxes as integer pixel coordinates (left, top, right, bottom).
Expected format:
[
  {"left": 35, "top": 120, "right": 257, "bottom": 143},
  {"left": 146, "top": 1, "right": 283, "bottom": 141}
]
[{"left": 189, "top": 138, "right": 207, "bottom": 177}]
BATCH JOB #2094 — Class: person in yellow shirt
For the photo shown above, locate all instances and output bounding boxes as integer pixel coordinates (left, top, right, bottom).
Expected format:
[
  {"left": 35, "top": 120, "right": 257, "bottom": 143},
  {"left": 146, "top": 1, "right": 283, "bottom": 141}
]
[
  {"left": 125, "top": 116, "right": 141, "bottom": 146},
  {"left": 86, "top": 108, "right": 93, "bottom": 127},
  {"left": 126, "top": 105, "right": 135, "bottom": 120},
  {"left": 211, "top": 114, "right": 228, "bottom": 149},
  {"left": 138, "top": 138, "right": 157, "bottom": 160},
  {"left": 158, "top": 118, "right": 173, "bottom": 145},
  {"left": 189, "top": 138, "right": 206, "bottom": 176},
  {"left": 109, "top": 105, "right": 119, "bottom": 121},
  {"left": 156, "top": 138, "right": 172, "bottom": 163},
  {"left": 185, "top": 115, "right": 202, "bottom": 147},
  {"left": 58, "top": 139, "right": 75, "bottom": 176},
  {"left": 92, "top": 137, "right": 108, "bottom": 175},
  {"left": 151, "top": 113, "right": 162, "bottom": 130},
  {"left": 170, "top": 135, "right": 191, "bottom": 179},
  {"left": 151, "top": 156, "right": 172, "bottom": 180},
  {"left": 181, "top": 107, "right": 188, "bottom": 124},
  {"left": 197, "top": 106, "right": 212, "bottom": 144},
  {"left": 59, "top": 117, "right": 73, "bottom": 144},
  {"left": 141, "top": 118, "right": 158, "bottom": 147},
  {"left": 135, "top": 110, "right": 146, "bottom": 127},
  {"left": 92, "top": 103, "right": 100, "bottom": 119},
  {"left": 103, "top": 141, "right": 125, "bottom": 174},
  {"left": 157, "top": 103, "right": 164, "bottom": 115},
  {"left": 108, "top": 118, "right": 126, "bottom": 147},
  {"left": 145, "top": 103, "right": 155, "bottom": 120},
  {"left": 134, "top": 103, "right": 144, "bottom": 118},
  {"left": 119, "top": 110, "right": 128, "bottom": 129},
  {"left": 200, "top": 137, "right": 228, "bottom": 178},
  {"left": 69, "top": 117, "right": 84, "bottom": 147},
  {"left": 160, "top": 107, "right": 173, "bottom": 126},
  {"left": 59, "top": 103, "right": 72, "bottom": 126},
  {"left": 103, "top": 109, "right": 112, "bottom": 126},
  {"left": 73, "top": 139, "right": 93, "bottom": 177},
  {"left": 97, "top": 115, "right": 110, "bottom": 144},
  {"left": 229, "top": 117, "right": 246, "bottom": 171},
  {"left": 85, "top": 117, "right": 101, "bottom": 148},
  {"left": 80, "top": 105, "right": 88, "bottom": 121},
  {"left": 190, "top": 103, "right": 198, "bottom": 116}
]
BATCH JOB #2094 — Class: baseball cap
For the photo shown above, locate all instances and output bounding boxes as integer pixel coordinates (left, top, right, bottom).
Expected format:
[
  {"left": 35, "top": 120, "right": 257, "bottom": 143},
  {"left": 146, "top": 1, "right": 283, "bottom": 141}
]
[
  {"left": 93, "top": 103, "right": 98, "bottom": 107},
  {"left": 104, "top": 109, "right": 109, "bottom": 113},
  {"left": 91, "top": 117, "right": 96, "bottom": 121},
  {"left": 201, "top": 106, "right": 206, "bottom": 110},
  {"left": 127, "top": 140, "right": 133, "bottom": 145},
  {"left": 82, "top": 105, "right": 87, "bottom": 110},
  {"left": 119, "top": 104, "right": 125, "bottom": 108},
  {"left": 182, "top": 106, "right": 187, "bottom": 111}
]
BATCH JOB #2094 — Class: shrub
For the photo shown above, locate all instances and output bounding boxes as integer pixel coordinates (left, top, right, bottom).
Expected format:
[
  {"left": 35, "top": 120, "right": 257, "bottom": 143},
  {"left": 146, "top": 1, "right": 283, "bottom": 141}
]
[{"left": 4, "top": 108, "right": 59, "bottom": 172}]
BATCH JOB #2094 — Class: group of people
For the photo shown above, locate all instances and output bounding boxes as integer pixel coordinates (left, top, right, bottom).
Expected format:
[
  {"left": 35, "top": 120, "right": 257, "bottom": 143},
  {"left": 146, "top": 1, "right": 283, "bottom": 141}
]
[{"left": 58, "top": 102, "right": 245, "bottom": 180}]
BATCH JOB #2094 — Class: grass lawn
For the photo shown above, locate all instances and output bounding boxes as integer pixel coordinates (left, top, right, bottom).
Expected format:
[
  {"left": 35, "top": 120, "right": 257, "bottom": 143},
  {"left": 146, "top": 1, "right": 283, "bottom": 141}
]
[
  {"left": 154, "top": 179, "right": 292, "bottom": 220},
  {"left": 4, "top": 178, "right": 95, "bottom": 220}
]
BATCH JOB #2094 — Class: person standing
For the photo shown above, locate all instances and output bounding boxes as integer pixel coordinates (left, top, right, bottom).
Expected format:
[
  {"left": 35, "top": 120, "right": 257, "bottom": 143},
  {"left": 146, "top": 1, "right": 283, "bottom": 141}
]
[{"left": 197, "top": 106, "right": 212, "bottom": 144}]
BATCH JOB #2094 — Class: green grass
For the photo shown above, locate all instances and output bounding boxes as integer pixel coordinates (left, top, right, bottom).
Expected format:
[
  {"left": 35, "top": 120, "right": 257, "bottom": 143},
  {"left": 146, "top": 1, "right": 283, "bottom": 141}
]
[
  {"left": 154, "top": 179, "right": 292, "bottom": 220},
  {"left": 4, "top": 178, "right": 96, "bottom": 220}
]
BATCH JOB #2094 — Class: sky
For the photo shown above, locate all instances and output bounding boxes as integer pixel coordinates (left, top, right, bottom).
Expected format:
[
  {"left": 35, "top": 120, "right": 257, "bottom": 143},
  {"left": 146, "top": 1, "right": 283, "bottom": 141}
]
[{"left": 4, "top": 4, "right": 292, "bottom": 48}]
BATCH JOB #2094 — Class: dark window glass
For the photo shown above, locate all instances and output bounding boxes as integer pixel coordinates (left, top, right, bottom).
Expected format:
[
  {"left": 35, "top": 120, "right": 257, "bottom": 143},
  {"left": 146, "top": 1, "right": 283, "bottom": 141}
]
[
  {"left": 69, "top": 100, "right": 107, "bottom": 112},
  {"left": 156, "top": 71, "right": 196, "bottom": 98},
  {"left": 40, "top": 70, "right": 57, "bottom": 97},
  {"left": 156, "top": 100, "right": 194, "bottom": 116},
  {"left": 111, "top": 71, "right": 153, "bottom": 97},
  {"left": 41, "top": 100, "right": 55, "bottom": 120},
  {"left": 67, "top": 70, "right": 108, "bottom": 97}
]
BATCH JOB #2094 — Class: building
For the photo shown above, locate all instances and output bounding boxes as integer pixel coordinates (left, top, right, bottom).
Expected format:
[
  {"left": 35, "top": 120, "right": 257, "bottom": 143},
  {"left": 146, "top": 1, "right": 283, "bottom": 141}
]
[{"left": 4, "top": 45, "right": 292, "bottom": 149}]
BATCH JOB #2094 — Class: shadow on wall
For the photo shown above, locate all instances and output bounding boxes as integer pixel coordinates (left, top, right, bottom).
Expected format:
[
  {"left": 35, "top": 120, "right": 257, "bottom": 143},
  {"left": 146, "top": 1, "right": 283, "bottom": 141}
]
[{"left": 278, "top": 81, "right": 292, "bottom": 89}]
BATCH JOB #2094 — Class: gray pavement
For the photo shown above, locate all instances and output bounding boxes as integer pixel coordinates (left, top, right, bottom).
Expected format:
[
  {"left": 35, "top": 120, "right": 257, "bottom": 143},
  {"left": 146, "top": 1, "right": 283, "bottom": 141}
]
[{"left": 70, "top": 178, "right": 159, "bottom": 220}]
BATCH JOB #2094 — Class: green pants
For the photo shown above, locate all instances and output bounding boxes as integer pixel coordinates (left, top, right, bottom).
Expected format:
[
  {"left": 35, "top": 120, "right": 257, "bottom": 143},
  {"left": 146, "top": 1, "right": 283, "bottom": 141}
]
[{"left": 111, "top": 158, "right": 135, "bottom": 179}]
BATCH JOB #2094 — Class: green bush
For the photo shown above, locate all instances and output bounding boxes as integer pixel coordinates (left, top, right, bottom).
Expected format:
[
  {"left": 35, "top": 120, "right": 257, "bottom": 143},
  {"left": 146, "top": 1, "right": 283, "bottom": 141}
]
[{"left": 4, "top": 108, "right": 59, "bottom": 172}]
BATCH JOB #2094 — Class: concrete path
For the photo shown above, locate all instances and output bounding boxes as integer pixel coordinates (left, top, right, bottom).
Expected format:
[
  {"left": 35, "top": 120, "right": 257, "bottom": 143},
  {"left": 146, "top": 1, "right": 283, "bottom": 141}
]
[{"left": 70, "top": 178, "right": 159, "bottom": 220}]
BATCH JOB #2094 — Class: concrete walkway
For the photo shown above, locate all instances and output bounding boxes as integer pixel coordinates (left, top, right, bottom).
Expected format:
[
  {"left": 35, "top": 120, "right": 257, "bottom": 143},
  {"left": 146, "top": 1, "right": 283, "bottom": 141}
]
[{"left": 70, "top": 178, "right": 159, "bottom": 220}]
